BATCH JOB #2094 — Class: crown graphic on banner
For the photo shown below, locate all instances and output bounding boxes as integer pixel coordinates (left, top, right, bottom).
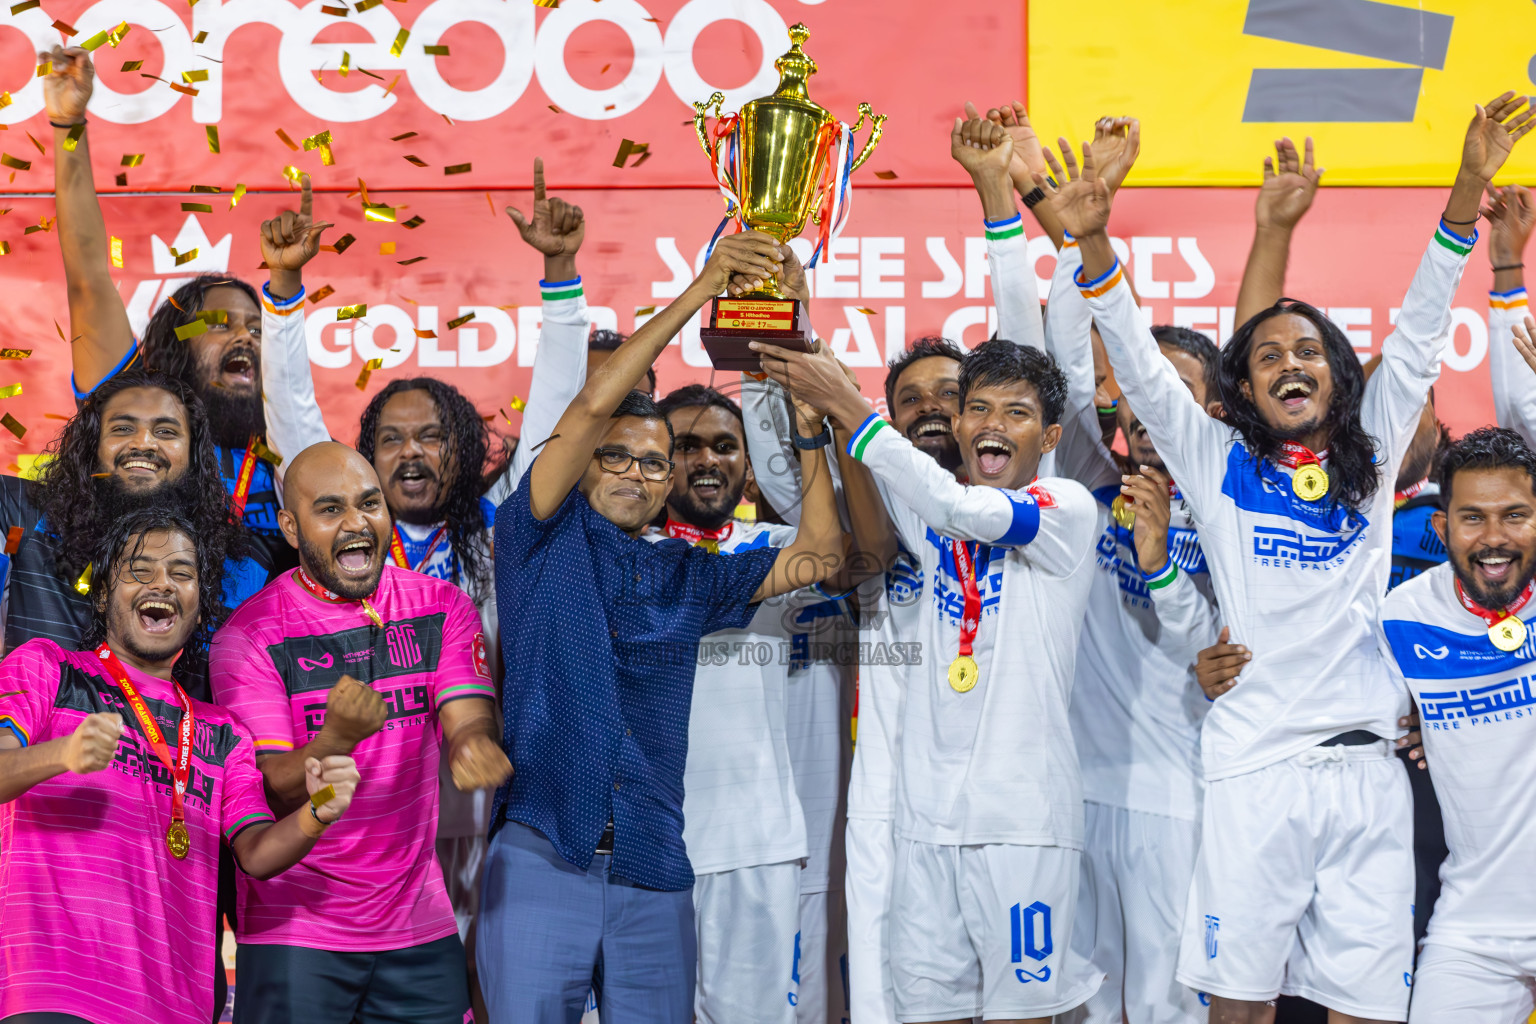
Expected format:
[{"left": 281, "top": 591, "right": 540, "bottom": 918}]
[{"left": 150, "top": 216, "right": 232, "bottom": 275}]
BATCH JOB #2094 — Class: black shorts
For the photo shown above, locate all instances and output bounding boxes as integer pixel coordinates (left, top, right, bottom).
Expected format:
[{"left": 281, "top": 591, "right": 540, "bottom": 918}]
[{"left": 232, "top": 934, "right": 470, "bottom": 1024}]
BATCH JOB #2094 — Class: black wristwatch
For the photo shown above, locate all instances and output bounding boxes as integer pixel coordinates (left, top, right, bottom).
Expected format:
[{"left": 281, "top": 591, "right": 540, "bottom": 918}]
[
  {"left": 1021, "top": 176, "right": 1057, "bottom": 209},
  {"left": 792, "top": 422, "right": 833, "bottom": 449}
]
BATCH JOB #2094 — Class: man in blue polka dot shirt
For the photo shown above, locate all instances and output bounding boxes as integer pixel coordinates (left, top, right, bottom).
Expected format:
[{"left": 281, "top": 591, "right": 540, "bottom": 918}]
[{"left": 477, "top": 229, "right": 848, "bottom": 1022}]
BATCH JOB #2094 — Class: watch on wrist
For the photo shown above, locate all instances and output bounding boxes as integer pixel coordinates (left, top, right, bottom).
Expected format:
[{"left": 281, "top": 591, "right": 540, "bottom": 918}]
[
  {"left": 1021, "top": 186, "right": 1047, "bottom": 209},
  {"left": 792, "top": 422, "right": 832, "bottom": 449}
]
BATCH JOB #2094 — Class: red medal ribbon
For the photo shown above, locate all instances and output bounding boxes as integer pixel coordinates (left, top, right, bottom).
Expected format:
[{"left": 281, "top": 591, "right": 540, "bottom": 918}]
[
  {"left": 95, "top": 643, "right": 193, "bottom": 834},
  {"left": 1276, "top": 441, "right": 1328, "bottom": 471},
  {"left": 229, "top": 433, "right": 261, "bottom": 521},
  {"left": 951, "top": 539, "right": 982, "bottom": 658},
  {"left": 389, "top": 524, "right": 449, "bottom": 572},
  {"left": 295, "top": 565, "right": 383, "bottom": 628},
  {"left": 1119, "top": 478, "right": 1180, "bottom": 508},
  {"left": 1454, "top": 577, "right": 1535, "bottom": 630},
  {"left": 662, "top": 519, "right": 735, "bottom": 547},
  {"left": 1395, "top": 478, "right": 1429, "bottom": 506}
]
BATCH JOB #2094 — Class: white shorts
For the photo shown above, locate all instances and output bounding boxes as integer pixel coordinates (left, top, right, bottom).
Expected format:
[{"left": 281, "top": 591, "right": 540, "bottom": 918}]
[
  {"left": 845, "top": 818, "right": 898, "bottom": 1023},
  {"left": 1176, "top": 742, "right": 1414, "bottom": 1020},
  {"left": 694, "top": 860, "right": 802, "bottom": 1024},
  {"left": 793, "top": 888, "right": 850, "bottom": 1023},
  {"left": 1065, "top": 801, "right": 1205, "bottom": 1024},
  {"left": 889, "top": 839, "right": 1102, "bottom": 1021},
  {"left": 1409, "top": 937, "right": 1536, "bottom": 1022}
]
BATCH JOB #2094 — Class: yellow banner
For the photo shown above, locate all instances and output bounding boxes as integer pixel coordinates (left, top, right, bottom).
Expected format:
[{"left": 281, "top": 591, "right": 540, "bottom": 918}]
[{"left": 1027, "top": 0, "right": 1536, "bottom": 186}]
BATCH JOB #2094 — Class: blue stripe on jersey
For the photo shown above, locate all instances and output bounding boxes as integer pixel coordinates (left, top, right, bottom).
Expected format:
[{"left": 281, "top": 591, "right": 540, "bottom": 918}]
[
  {"left": 1382, "top": 617, "right": 1536, "bottom": 680},
  {"left": 1091, "top": 485, "right": 1208, "bottom": 577},
  {"left": 1220, "top": 444, "right": 1367, "bottom": 565},
  {"left": 886, "top": 544, "right": 922, "bottom": 606},
  {"left": 995, "top": 491, "right": 1041, "bottom": 547},
  {"left": 479, "top": 497, "right": 497, "bottom": 531}
]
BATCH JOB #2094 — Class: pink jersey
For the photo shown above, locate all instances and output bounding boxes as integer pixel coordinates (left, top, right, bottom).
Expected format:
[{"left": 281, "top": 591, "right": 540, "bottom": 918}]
[
  {"left": 0, "top": 638, "right": 274, "bottom": 1024},
  {"left": 210, "top": 564, "right": 495, "bottom": 951}
]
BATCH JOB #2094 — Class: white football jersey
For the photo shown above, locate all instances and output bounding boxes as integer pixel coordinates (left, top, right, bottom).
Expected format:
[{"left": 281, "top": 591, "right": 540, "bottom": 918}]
[
  {"left": 1489, "top": 286, "right": 1536, "bottom": 446},
  {"left": 1380, "top": 562, "right": 1536, "bottom": 941},
  {"left": 1083, "top": 222, "right": 1474, "bottom": 778}
]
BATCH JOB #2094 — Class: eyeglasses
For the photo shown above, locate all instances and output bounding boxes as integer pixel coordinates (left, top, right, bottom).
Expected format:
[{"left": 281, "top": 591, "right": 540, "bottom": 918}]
[{"left": 593, "top": 447, "right": 674, "bottom": 482}]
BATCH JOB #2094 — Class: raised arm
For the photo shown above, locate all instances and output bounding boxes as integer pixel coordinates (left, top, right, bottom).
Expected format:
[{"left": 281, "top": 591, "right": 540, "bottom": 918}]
[
  {"left": 43, "top": 46, "right": 134, "bottom": 394},
  {"left": 738, "top": 245, "right": 816, "bottom": 523},
  {"left": 747, "top": 388, "right": 846, "bottom": 602},
  {"left": 527, "top": 231, "right": 784, "bottom": 520},
  {"left": 229, "top": 755, "right": 358, "bottom": 880},
  {"left": 260, "top": 176, "right": 334, "bottom": 475},
  {"left": 253, "top": 674, "right": 386, "bottom": 815},
  {"left": 1484, "top": 184, "right": 1536, "bottom": 440},
  {"left": 0, "top": 711, "right": 122, "bottom": 803},
  {"left": 1233, "top": 137, "right": 1322, "bottom": 327},
  {"left": 973, "top": 100, "right": 1065, "bottom": 250},
  {"left": 1122, "top": 466, "right": 1219, "bottom": 665},
  {"left": 495, "top": 158, "right": 592, "bottom": 496}
]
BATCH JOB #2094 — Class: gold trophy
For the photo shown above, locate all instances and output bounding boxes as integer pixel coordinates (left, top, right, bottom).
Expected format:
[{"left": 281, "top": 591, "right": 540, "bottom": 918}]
[{"left": 693, "top": 23, "right": 885, "bottom": 370}]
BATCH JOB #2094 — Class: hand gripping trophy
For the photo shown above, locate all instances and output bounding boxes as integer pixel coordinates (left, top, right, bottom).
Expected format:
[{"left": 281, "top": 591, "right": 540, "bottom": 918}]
[{"left": 693, "top": 23, "right": 885, "bottom": 369}]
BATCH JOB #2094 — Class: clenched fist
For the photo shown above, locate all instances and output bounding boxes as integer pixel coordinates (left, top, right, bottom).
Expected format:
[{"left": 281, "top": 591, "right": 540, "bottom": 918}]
[
  {"left": 321, "top": 675, "right": 387, "bottom": 747},
  {"left": 304, "top": 755, "right": 361, "bottom": 824},
  {"left": 65, "top": 712, "right": 123, "bottom": 774},
  {"left": 448, "top": 733, "right": 513, "bottom": 792},
  {"left": 41, "top": 46, "right": 92, "bottom": 126}
]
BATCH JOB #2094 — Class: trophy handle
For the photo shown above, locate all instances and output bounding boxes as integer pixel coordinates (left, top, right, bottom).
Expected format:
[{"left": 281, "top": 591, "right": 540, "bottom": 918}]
[
  {"left": 693, "top": 91, "right": 726, "bottom": 161},
  {"left": 847, "top": 102, "right": 888, "bottom": 174}
]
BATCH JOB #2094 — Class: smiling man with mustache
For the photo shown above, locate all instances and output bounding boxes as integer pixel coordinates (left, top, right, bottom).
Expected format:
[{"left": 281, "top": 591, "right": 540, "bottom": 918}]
[{"left": 210, "top": 442, "right": 509, "bottom": 1024}]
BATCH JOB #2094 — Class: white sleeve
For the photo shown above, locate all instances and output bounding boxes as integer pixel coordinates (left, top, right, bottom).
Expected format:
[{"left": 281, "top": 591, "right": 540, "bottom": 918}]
[
  {"left": 1081, "top": 262, "right": 1231, "bottom": 510},
  {"left": 1144, "top": 560, "right": 1220, "bottom": 667},
  {"left": 260, "top": 284, "right": 332, "bottom": 483},
  {"left": 1487, "top": 287, "right": 1536, "bottom": 444},
  {"left": 741, "top": 375, "right": 809, "bottom": 527},
  {"left": 845, "top": 414, "right": 1094, "bottom": 576},
  {"left": 486, "top": 277, "right": 592, "bottom": 507},
  {"left": 985, "top": 213, "right": 1045, "bottom": 353},
  {"left": 1362, "top": 222, "right": 1475, "bottom": 468},
  {"left": 1039, "top": 237, "right": 1119, "bottom": 492}
]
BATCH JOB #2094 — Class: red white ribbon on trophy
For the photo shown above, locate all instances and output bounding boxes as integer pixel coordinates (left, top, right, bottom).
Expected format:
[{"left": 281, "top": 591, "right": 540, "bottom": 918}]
[
  {"left": 704, "top": 114, "right": 746, "bottom": 259},
  {"left": 807, "top": 120, "right": 856, "bottom": 269}
]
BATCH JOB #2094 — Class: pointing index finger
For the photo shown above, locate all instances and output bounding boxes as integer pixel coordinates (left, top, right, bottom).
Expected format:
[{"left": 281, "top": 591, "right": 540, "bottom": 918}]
[{"left": 532, "top": 156, "right": 546, "bottom": 204}]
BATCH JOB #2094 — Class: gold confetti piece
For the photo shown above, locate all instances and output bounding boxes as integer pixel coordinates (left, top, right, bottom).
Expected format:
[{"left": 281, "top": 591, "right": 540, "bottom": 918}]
[
  {"left": 120, "top": 59, "right": 143, "bottom": 71},
  {"left": 390, "top": 132, "right": 417, "bottom": 142},
  {"left": 533, "top": 0, "right": 560, "bottom": 7},
  {"left": 414, "top": 329, "right": 436, "bottom": 338},
  {"left": 4, "top": 525, "right": 21, "bottom": 553},
  {"left": 1, "top": 154, "right": 30, "bottom": 171},
  {"left": 193, "top": 30, "right": 207, "bottom": 42},
  {"left": 120, "top": 153, "right": 143, "bottom": 167},
  {"left": 635, "top": 305, "right": 656, "bottom": 315},
  {"left": 355, "top": 66, "right": 383, "bottom": 80},
  {"left": 35, "top": 61, "right": 51, "bottom": 77},
  {"left": 397, "top": 256, "right": 426, "bottom": 265},
  {"left": 74, "top": 564, "right": 91, "bottom": 596},
  {"left": 175, "top": 319, "right": 209, "bottom": 340},
  {"left": 170, "top": 83, "right": 198, "bottom": 96},
  {"left": 79, "top": 30, "right": 110, "bottom": 50},
  {"left": 110, "top": 236, "right": 122, "bottom": 268},
  {"left": 302, "top": 129, "right": 335, "bottom": 166},
  {"left": 0, "top": 384, "right": 19, "bottom": 399},
  {"left": 388, "top": 27, "right": 409, "bottom": 56},
  {"left": 172, "top": 246, "right": 198, "bottom": 266},
  {"left": 10, "top": 0, "right": 39, "bottom": 12},
  {"left": 600, "top": 63, "right": 611, "bottom": 73},
  {"left": 138, "top": 73, "right": 165, "bottom": 83},
  {"left": 181, "top": 202, "right": 212, "bottom": 213},
  {"left": 1, "top": 415, "right": 25, "bottom": 440},
  {"left": 612, "top": 139, "right": 648, "bottom": 168},
  {"left": 229, "top": 182, "right": 246, "bottom": 208},
  {"left": 403, "top": 154, "right": 428, "bottom": 167},
  {"left": 355, "top": 357, "right": 383, "bottom": 389},
  {"left": 166, "top": 295, "right": 184, "bottom": 312},
  {"left": 337, "top": 304, "right": 367, "bottom": 321},
  {"left": 446, "top": 312, "right": 476, "bottom": 329},
  {"left": 107, "top": 21, "right": 130, "bottom": 47},
  {"left": 0, "top": 93, "right": 10, "bottom": 109},
  {"left": 548, "top": 104, "right": 561, "bottom": 113},
  {"left": 509, "top": 395, "right": 527, "bottom": 411},
  {"left": 194, "top": 309, "right": 228, "bottom": 325},
  {"left": 276, "top": 128, "right": 299, "bottom": 151},
  {"left": 331, "top": 233, "right": 356, "bottom": 253},
  {"left": 61, "top": 124, "right": 85, "bottom": 152},
  {"left": 402, "top": 215, "right": 424, "bottom": 229},
  {"left": 0, "top": 350, "right": 28, "bottom": 360},
  {"left": 444, "top": 162, "right": 471, "bottom": 175},
  {"left": 0, "top": 242, "right": 9, "bottom": 256},
  {"left": 25, "top": 132, "right": 43, "bottom": 154},
  {"left": 52, "top": 19, "right": 78, "bottom": 36},
  {"left": 423, "top": 44, "right": 449, "bottom": 55},
  {"left": 485, "top": 191, "right": 495, "bottom": 214},
  {"left": 309, "top": 284, "right": 335, "bottom": 303},
  {"left": 251, "top": 437, "right": 283, "bottom": 466},
  {"left": 43, "top": 414, "right": 68, "bottom": 420},
  {"left": 382, "top": 73, "right": 402, "bottom": 98},
  {"left": 379, "top": 241, "right": 395, "bottom": 254},
  {"left": 320, "top": 4, "right": 348, "bottom": 14},
  {"left": 855, "top": 307, "right": 877, "bottom": 315},
  {"left": 114, "top": 172, "right": 127, "bottom": 186},
  {"left": 282, "top": 164, "right": 301, "bottom": 184},
  {"left": 874, "top": 170, "right": 898, "bottom": 180},
  {"left": 181, "top": 69, "right": 208, "bottom": 83},
  {"left": 356, "top": 0, "right": 381, "bottom": 9},
  {"left": 339, "top": 51, "right": 351, "bottom": 77},
  {"left": 364, "top": 205, "right": 395, "bottom": 223},
  {"left": 190, "top": 184, "right": 220, "bottom": 193}
]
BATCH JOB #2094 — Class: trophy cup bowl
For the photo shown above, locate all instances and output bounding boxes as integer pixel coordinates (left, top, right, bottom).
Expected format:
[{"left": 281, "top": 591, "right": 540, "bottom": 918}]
[{"left": 693, "top": 23, "right": 885, "bottom": 370}]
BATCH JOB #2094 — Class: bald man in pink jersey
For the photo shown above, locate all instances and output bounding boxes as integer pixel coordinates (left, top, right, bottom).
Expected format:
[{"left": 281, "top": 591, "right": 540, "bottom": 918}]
[{"left": 211, "top": 443, "right": 510, "bottom": 1024}]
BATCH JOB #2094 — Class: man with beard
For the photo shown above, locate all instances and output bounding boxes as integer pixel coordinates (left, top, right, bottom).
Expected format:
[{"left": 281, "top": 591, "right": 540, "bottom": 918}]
[
  {"left": 1377, "top": 428, "right": 1536, "bottom": 1022},
  {"left": 982, "top": 115, "right": 1220, "bottom": 1024},
  {"left": 1053, "top": 94, "right": 1531, "bottom": 1023},
  {"left": 0, "top": 507, "right": 362, "bottom": 1024},
  {"left": 47, "top": 46, "right": 292, "bottom": 575},
  {"left": 210, "top": 443, "right": 511, "bottom": 1024}
]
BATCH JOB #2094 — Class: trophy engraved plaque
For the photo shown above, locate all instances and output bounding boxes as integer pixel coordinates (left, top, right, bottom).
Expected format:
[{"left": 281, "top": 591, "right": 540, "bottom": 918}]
[{"left": 693, "top": 23, "right": 885, "bottom": 370}]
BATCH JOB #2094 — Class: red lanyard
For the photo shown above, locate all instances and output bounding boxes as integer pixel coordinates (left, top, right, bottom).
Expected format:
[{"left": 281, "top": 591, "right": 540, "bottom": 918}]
[
  {"left": 664, "top": 518, "right": 734, "bottom": 553},
  {"left": 1395, "top": 478, "right": 1429, "bottom": 506},
  {"left": 389, "top": 524, "right": 449, "bottom": 572},
  {"left": 1455, "top": 577, "right": 1534, "bottom": 629},
  {"left": 1276, "top": 441, "right": 1327, "bottom": 471},
  {"left": 295, "top": 565, "right": 383, "bottom": 628},
  {"left": 951, "top": 539, "right": 982, "bottom": 658},
  {"left": 229, "top": 434, "right": 261, "bottom": 520},
  {"left": 96, "top": 643, "right": 193, "bottom": 856}
]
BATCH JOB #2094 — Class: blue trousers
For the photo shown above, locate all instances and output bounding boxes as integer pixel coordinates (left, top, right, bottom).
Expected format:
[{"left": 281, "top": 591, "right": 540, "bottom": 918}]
[{"left": 476, "top": 823, "right": 695, "bottom": 1024}]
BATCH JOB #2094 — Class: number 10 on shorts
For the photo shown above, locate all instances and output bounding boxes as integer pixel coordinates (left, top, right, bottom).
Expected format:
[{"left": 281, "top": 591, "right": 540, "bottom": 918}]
[{"left": 1009, "top": 901, "right": 1052, "bottom": 983}]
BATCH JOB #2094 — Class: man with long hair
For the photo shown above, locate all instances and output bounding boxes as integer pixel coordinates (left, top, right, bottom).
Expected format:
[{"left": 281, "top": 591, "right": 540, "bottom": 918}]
[
  {"left": 0, "top": 507, "right": 360, "bottom": 1024},
  {"left": 1052, "top": 95, "right": 1532, "bottom": 1023}
]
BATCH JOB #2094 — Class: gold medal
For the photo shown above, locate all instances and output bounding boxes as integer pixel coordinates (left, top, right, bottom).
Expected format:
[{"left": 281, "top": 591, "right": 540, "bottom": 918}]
[
  {"left": 948, "top": 655, "right": 979, "bottom": 693},
  {"left": 1291, "top": 464, "right": 1329, "bottom": 502},
  {"left": 1490, "top": 616, "right": 1528, "bottom": 653},
  {"left": 1110, "top": 494, "right": 1135, "bottom": 530},
  {"left": 166, "top": 820, "right": 190, "bottom": 860}
]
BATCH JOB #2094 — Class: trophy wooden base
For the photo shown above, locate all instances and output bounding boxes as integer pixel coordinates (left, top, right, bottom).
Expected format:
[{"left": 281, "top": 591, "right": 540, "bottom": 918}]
[{"left": 699, "top": 297, "right": 814, "bottom": 371}]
